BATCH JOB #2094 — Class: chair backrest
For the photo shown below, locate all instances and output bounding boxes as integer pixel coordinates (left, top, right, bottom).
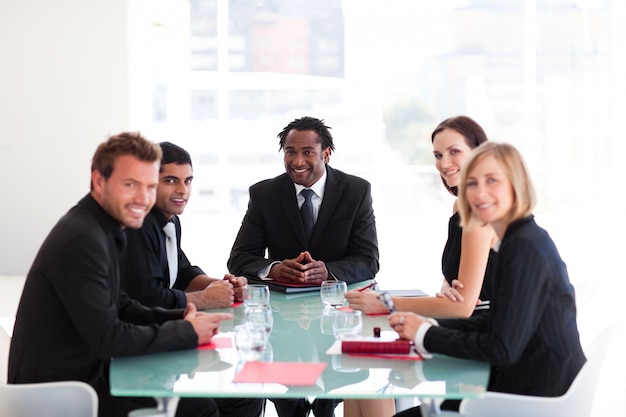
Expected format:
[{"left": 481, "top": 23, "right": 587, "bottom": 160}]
[
  {"left": 1, "top": 325, "right": 98, "bottom": 417},
  {"left": 557, "top": 320, "right": 624, "bottom": 413},
  {"left": 0, "top": 325, "right": 10, "bottom": 384},
  {"left": 0, "top": 380, "right": 98, "bottom": 417},
  {"left": 460, "top": 321, "right": 625, "bottom": 417}
]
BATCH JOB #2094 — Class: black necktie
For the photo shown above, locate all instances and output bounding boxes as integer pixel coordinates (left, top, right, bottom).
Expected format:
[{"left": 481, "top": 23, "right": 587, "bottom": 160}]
[{"left": 300, "top": 189, "right": 315, "bottom": 242}]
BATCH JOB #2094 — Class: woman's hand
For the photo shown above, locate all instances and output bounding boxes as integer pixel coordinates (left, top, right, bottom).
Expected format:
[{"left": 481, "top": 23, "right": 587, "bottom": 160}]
[
  {"left": 436, "top": 279, "right": 465, "bottom": 301},
  {"left": 344, "top": 289, "right": 389, "bottom": 314},
  {"left": 388, "top": 312, "right": 426, "bottom": 341}
]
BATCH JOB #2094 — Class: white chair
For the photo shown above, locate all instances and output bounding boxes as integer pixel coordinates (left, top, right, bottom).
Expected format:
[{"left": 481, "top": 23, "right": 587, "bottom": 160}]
[
  {"left": 0, "top": 380, "right": 98, "bottom": 417},
  {"left": 1, "top": 325, "right": 98, "bottom": 417},
  {"left": 457, "top": 321, "right": 625, "bottom": 417},
  {"left": 0, "top": 320, "right": 10, "bottom": 384}
]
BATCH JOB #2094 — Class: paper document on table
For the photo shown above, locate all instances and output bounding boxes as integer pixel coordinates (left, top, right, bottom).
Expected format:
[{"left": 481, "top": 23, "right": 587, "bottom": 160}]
[
  {"left": 233, "top": 362, "right": 327, "bottom": 386},
  {"left": 373, "top": 289, "right": 428, "bottom": 297},
  {"left": 197, "top": 335, "right": 233, "bottom": 350}
]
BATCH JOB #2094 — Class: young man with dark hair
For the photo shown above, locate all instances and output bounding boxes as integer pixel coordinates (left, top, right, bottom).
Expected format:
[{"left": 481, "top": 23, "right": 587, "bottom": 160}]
[{"left": 123, "top": 141, "right": 249, "bottom": 310}]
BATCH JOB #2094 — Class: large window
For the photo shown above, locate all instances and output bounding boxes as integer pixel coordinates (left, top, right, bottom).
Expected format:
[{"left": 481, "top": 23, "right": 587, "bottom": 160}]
[{"left": 129, "top": 0, "right": 623, "bottom": 302}]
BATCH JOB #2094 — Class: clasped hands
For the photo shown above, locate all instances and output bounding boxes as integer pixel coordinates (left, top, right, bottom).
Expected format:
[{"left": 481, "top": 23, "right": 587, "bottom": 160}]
[
  {"left": 269, "top": 251, "right": 329, "bottom": 284},
  {"left": 197, "top": 274, "right": 248, "bottom": 308}
]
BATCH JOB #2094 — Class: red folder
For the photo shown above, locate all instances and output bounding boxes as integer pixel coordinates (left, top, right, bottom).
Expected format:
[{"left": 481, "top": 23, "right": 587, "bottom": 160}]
[{"left": 341, "top": 339, "right": 412, "bottom": 354}]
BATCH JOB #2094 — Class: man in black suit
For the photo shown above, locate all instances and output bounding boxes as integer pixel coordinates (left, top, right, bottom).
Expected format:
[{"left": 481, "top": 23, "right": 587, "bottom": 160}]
[
  {"left": 228, "top": 116, "right": 379, "bottom": 286},
  {"left": 8, "top": 132, "right": 258, "bottom": 417},
  {"left": 122, "top": 141, "right": 249, "bottom": 310},
  {"left": 227, "top": 116, "right": 380, "bottom": 417}
]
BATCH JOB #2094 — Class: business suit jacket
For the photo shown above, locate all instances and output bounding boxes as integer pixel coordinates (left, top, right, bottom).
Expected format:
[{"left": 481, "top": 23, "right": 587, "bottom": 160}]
[
  {"left": 227, "top": 165, "right": 379, "bottom": 284},
  {"left": 123, "top": 207, "right": 205, "bottom": 308},
  {"left": 8, "top": 195, "right": 198, "bottom": 413},
  {"left": 424, "top": 216, "right": 585, "bottom": 397}
]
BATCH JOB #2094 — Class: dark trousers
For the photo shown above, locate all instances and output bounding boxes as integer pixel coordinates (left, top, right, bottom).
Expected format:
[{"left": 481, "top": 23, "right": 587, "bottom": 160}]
[
  {"left": 106, "top": 395, "right": 264, "bottom": 417},
  {"left": 271, "top": 398, "right": 342, "bottom": 417}
]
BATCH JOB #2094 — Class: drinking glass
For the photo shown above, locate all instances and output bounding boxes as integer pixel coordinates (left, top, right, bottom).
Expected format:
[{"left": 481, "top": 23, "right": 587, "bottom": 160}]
[
  {"left": 244, "top": 284, "right": 270, "bottom": 308},
  {"left": 331, "top": 309, "right": 363, "bottom": 340},
  {"left": 233, "top": 323, "right": 267, "bottom": 362},
  {"left": 244, "top": 306, "right": 274, "bottom": 336},
  {"left": 320, "top": 280, "right": 347, "bottom": 308},
  {"left": 320, "top": 308, "right": 336, "bottom": 335}
]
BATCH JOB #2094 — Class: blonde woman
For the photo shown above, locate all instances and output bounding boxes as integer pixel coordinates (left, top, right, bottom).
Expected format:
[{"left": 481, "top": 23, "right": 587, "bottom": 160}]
[{"left": 390, "top": 142, "right": 585, "bottom": 416}]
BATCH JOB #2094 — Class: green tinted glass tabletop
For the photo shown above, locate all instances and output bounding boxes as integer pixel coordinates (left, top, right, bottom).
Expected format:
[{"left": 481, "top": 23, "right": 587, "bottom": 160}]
[{"left": 110, "top": 284, "right": 489, "bottom": 401}]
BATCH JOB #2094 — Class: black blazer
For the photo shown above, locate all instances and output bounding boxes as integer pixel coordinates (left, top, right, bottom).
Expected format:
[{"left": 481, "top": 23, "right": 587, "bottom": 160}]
[
  {"left": 227, "top": 165, "right": 379, "bottom": 284},
  {"left": 8, "top": 195, "right": 197, "bottom": 406},
  {"left": 424, "top": 216, "right": 586, "bottom": 397},
  {"left": 123, "top": 208, "right": 205, "bottom": 309}
]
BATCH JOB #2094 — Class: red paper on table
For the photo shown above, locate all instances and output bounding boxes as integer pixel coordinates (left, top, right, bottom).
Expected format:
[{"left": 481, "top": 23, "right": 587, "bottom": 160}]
[
  {"left": 342, "top": 339, "right": 412, "bottom": 354},
  {"left": 233, "top": 362, "right": 327, "bottom": 386},
  {"left": 198, "top": 336, "right": 232, "bottom": 350}
]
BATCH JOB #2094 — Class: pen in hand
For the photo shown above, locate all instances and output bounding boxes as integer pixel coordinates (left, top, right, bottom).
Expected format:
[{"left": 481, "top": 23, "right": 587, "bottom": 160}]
[{"left": 357, "top": 280, "right": 378, "bottom": 292}]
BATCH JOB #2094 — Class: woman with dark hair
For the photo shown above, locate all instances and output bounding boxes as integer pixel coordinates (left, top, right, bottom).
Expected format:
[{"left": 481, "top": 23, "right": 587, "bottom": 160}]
[{"left": 346, "top": 115, "right": 495, "bottom": 318}]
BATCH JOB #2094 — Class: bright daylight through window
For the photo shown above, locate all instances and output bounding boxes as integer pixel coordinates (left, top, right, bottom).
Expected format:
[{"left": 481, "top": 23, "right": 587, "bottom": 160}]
[{"left": 129, "top": 0, "right": 623, "bottom": 305}]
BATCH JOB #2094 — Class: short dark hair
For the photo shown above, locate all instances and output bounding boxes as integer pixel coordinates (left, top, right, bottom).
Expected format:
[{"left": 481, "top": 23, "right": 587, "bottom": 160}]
[
  {"left": 159, "top": 141, "right": 192, "bottom": 171},
  {"left": 277, "top": 116, "right": 336, "bottom": 152},
  {"left": 91, "top": 132, "right": 161, "bottom": 187},
  {"left": 431, "top": 115, "right": 488, "bottom": 196}
]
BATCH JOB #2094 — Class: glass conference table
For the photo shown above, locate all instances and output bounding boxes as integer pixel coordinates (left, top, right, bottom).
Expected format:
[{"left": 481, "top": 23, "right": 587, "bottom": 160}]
[{"left": 110, "top": 283, "right": 489, "bottom": 417}]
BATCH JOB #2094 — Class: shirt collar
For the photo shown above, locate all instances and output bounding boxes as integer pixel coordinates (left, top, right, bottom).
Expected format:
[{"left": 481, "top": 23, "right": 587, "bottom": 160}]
[{"left": 150, "top": 207, "right": 172, "bottom": 229}]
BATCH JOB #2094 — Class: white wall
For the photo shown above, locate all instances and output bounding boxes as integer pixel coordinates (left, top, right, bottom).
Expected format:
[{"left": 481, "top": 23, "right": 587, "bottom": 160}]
[{"left": 0, "top": 0, "right": 130, "bottom": 274}]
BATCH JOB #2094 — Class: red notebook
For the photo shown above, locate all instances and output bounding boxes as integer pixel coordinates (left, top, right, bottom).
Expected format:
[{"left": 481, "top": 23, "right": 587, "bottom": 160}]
[{"left": 341, "top": 339, "right": 412, "bottom": 354}]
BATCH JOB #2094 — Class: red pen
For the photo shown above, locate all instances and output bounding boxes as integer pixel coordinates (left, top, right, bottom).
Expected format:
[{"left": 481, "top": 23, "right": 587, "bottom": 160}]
[{"left": 358, "top": 280, "right": 377, "bottom": 292}]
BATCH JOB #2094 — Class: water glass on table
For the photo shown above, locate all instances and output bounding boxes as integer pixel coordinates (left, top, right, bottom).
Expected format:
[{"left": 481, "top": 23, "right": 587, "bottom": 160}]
[
  {"left": 243, "top": 306, "right": 274, "bottom": 336},
  {"left": 320, "top": 280, "right": 347, "bottom": 308},
  {"left": 244, "top": 284, "right": 270, "bottom": 308},
  {"left": 233, "top": 323, "right": 268, "bottom": 362},
  {"left": 320, "top": 308, "right": 336, "bottom": 335},
  {"left": 331, "top": 309, "right": 363, "bottom": 340}
]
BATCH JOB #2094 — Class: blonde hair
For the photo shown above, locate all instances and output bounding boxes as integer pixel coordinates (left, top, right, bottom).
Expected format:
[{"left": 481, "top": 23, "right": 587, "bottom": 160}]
[{"left": 458, "top": 142, "right": 536, "bottom": 228}]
